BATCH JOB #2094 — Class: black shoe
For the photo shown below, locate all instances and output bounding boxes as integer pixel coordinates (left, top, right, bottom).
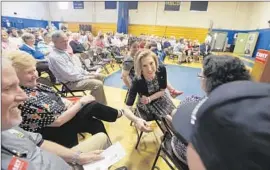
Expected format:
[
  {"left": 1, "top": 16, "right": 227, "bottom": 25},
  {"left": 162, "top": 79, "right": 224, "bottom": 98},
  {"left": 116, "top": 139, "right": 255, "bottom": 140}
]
[{"left": 114, "top": 166, "right": 128, "bottom": 170}]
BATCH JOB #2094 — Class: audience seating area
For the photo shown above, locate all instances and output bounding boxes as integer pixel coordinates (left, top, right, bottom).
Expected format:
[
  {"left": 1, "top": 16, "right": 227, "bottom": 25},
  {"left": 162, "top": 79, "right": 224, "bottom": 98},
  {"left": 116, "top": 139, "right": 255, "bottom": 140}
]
[{"left": 1, "top": 26, "right": 256, "bottom": 170}]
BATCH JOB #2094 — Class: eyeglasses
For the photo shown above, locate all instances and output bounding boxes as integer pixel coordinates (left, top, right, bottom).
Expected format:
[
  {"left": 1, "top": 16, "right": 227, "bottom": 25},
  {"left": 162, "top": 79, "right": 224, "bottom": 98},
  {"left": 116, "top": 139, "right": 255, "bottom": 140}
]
[{"left": 197, "top": 73, "right": 205, "bottom": 79}]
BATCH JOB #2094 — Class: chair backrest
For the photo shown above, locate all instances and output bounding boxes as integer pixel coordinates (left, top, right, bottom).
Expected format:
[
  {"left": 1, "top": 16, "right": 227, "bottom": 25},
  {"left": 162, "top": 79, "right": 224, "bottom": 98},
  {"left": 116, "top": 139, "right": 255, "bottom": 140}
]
[
  {"left": 36, "top": 77, "right": 63, "bottom": 96},
  {"left": 161, "top": 116, "right": 188, "bottom": 145}
]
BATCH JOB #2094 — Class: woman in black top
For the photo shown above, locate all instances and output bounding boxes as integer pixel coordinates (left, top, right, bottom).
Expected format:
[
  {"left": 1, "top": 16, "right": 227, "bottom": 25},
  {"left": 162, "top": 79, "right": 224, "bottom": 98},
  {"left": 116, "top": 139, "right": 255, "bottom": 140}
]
[{"left": 125, "top": 49, "right": 175, "bottom": 120}]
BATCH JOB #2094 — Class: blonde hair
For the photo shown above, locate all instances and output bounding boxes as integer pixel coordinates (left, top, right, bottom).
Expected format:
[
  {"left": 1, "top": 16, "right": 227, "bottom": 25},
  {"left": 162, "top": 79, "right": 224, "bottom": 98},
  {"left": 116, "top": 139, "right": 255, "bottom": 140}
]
[
  {"left": 6, "top": 50, "right": 37, "bottom": 70},
  {"left": 134, "top": 49, "right": 159, "bottom": 79}
]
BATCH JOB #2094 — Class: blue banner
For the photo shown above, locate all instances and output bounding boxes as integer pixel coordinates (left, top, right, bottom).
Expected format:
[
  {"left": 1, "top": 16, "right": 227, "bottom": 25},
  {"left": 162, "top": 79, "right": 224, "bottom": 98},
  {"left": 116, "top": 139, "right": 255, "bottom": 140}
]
[
  {"left": 73, "top": 1, "right": 84, "bottom": 9},
  {"left": 164, "top": 1, "right": 181, "bottom": 11}
]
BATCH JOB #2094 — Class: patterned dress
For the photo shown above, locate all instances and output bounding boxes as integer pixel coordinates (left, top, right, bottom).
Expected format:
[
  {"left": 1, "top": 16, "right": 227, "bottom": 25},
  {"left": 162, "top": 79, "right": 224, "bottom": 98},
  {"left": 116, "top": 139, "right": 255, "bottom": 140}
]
[
  {"left": 137, "top": 76, "right": 176, "bottom": 120},
  {"left": 19, "top": 84, "right": 66, "bottom": 132},
  {"left": 171, "top": 95, "right": 204, "bottom": 164}
]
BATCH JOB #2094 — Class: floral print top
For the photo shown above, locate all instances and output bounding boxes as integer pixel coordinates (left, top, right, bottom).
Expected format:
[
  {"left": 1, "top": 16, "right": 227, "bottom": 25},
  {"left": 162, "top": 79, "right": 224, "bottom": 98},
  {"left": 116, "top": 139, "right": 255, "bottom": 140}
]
[{"left": 19, "top": 84, "right": 66, "bottom": 132}]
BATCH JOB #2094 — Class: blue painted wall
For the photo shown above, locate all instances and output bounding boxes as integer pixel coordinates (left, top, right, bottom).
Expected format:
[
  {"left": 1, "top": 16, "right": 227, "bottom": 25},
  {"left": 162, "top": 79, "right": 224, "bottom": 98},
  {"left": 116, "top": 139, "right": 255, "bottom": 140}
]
[
  {"left": 51, "top": 21, "right": 61, "bottom": 30},
  {"left": 213, "top": 28, "right": 270, "bottom": 57},
  {"left": 2, "top": 16, "right": 49, "bottom": 29}
]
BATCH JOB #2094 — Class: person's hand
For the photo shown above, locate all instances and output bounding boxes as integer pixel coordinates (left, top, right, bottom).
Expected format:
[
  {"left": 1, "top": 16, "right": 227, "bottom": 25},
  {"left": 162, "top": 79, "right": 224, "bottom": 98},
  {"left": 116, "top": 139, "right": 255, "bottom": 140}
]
[
  {"left": 135, "top": 118, "right": 153, "bottom": 132},
  {"left": 79, "top": 95, "right": 95, "bottom": 105},
  {"left": 140, "top": 95, "right": 150, "bottom": 104},
  {"left": 77, "top": 150, "right": 104, "bottom": 165}
]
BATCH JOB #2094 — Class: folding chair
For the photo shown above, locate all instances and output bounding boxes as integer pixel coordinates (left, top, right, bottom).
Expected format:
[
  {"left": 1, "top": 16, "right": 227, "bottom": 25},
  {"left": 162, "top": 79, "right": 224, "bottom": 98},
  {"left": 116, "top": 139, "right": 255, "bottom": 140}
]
[
  {"left": 151, "top": 117, "right": 189, "bottom": 170},
  {"left": 130, "top": 107, "right": 165, "bottom": 150},
  {"left": 76, "top": 53, "right": 102, "bottom": 73},
  {"left": 95, "top": 47, "right": 114, "bottom": 71},
  {"left": 60, "top": 82, "right": 87, "bottom": 97},
  {"left": 88, "top": 49, "right": 110, "bottom": 74},
  {"left": 37, "top": 77, "right": 64, "bottom": 96}
]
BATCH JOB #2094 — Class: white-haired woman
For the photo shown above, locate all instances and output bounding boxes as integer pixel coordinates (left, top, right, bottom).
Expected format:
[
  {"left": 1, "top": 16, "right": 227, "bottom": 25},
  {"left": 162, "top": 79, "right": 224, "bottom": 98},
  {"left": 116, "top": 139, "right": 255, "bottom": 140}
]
[
  {"left": 69, "top": 33, "right": 86, "bottom": 54},
  {"left": 19, "top": 32, "right": 56, "bottom": 83},
  {"left": 125, "top": 49, "right": 176, "bottom": 121},
  {"left": 7, "top": 50, "right": 151, "bottom": 148}
]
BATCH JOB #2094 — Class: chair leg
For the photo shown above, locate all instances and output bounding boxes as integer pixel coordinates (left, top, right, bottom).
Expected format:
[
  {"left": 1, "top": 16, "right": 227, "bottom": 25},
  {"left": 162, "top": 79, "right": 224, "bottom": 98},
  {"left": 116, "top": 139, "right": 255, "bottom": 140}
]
[
  {"left": 151, "top": 143, "right": 162, "bottom": 170},
  {"left": 135, "top": 131, "right": 143, "bottom": 150},
  {"left": 104, "top": 66, "right": 110, "bottom": 74},
  {"left": 160, "top": 155, "right": 176, "bottom": 170}
]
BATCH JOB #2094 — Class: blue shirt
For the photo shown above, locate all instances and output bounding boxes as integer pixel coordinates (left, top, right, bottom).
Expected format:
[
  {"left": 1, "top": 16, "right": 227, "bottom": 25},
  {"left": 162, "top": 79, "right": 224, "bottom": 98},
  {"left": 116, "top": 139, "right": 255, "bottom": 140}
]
[{"left": 19, "top": 44, "right": 45, "bottom": 60}]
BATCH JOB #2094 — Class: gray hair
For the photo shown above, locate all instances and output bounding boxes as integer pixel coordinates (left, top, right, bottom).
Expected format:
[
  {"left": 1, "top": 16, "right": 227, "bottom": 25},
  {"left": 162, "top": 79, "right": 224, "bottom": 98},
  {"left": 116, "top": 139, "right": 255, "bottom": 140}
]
[
  {"left": 21, "top": 33, "right": 35, "bottom": 43},
  {"left": 51, "top": 31, "right": 66, "bottom": 42}
]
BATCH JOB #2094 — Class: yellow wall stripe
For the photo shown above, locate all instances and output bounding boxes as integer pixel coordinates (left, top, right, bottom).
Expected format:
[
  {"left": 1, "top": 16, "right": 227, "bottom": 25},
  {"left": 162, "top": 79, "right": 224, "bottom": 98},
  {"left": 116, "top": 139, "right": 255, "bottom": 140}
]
[{"left": 66, "top": 22, "right": 208, "bottom": 42}]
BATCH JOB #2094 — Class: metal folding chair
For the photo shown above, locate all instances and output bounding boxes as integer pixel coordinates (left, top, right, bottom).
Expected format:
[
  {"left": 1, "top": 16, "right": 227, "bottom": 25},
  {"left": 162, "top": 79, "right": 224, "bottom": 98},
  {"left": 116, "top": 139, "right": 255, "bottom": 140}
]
[
  {"left": 130, "top": 107, "right": 165, "bottom": 150},
  {"left": 151, "top": 117, "right": 189, "bottom": 170}
]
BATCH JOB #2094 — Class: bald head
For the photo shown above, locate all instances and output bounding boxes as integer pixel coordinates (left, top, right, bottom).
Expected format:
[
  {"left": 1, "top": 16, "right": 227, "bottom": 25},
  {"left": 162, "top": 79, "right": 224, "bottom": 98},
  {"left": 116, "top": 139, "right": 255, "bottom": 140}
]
[{"left": 51, "top": 31, "right": 68, "bottom": 50}]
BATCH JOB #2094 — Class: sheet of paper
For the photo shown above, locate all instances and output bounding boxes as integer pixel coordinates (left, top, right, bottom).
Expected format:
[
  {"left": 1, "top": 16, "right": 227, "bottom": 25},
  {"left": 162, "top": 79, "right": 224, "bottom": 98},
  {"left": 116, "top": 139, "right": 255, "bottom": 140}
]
[{"left": 83, "top": 142, "right": 126, "bottom": 170}]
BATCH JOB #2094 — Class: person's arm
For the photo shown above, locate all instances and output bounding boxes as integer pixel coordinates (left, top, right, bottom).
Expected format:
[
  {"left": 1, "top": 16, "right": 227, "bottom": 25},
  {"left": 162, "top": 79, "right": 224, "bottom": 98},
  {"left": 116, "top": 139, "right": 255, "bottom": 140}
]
[
  {"left": 121, "top": 70, "right": 131, "bottom": 88},
  {"left": 125, "top": 79, "right": 138, "bottom": 107},
  {"left": 48, "top": 101, "right": 81, "bottom": 127},
  {"left": 40, "top": 140, "right": 104, "bottom": 165},
  {"left": 121, "top": 108, "right": 152, "bottom": 132},
  {"left": 121, "top": 59, "right": 134, "bottom": 88},
  {"left": 148, "top": 90, "right": 165, "bottom": 101},
  {"left": 49, "top": 96, "right": 95, "bottom": 127}
]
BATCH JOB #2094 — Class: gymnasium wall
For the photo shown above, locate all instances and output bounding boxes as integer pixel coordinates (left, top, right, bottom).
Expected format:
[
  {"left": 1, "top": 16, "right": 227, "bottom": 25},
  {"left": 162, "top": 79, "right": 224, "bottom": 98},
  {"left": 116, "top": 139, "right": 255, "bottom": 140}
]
[
  {"left": 249, "top": 2, "right": 270, "bottom": 29},
  {"left": 2, "top": 2, "right": 269, "bottom": 52},
  {"left": 48, "top": 2, "right": 118, "bottom": 23},
  {"left": 2, "top": 2, "right": 50, "bottom": 20},
  {"left": 47, "top": 1, "right": 253, "bottom": 42}
]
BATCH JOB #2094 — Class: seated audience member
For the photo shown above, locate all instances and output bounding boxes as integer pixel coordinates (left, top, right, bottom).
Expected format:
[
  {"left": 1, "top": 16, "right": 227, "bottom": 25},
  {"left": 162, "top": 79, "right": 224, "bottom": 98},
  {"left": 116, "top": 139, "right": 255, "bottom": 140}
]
[
  {"left": 192, "top": 40, "right": 200, "bottom": 61},
  {"left": 48, "top": 31, "right": 107, "bottom": 105},
  {"left": 65, "top": 31, "right": 74, "bottom": 55},
  {"left": 7, "top": 27, "right": 23, "bottom": 47},
  {"left": 37, "top": 32, "right": 53, "bottom": 56},
  {"left": 20, "top": 33, "right": 45, "bottom": 60},
  {"left": 33, "top": 30, "right": 43, "bottom": 46},
  {"left": 173, "top": 81, "right": 270, "bottom": 170},
  {"left": 139, "top": 39, "right": 146, "bottom": 49},
  {"left": 125, "top": 50, "right": 176, "bottom": 121},
  {"left": 1, "top": 57, "right": 128, "bottom": 170},
  {"left": 94, "top": 34, "right": 105, "bottom": 49},
  {"left": 122, "top": 38, "right": 140, "bottom": 89},
  {"left": 20, "top": 33, "right": 56, "bottom": 83},
  {"left": 149, "top": 41, "right": 165, "bottom": 64},
  {"left": 173, "top": 39, "right": 186, "bottom": 64},
  {"left": 163, "top": 39, "right": 171, "bottom": 49},
  {"left": 7, "top": 50, "right": 151, "bottom": 148},
  {"left": 1, "top": 30, "right": 18, "bottom": 51},
  {"left": 170, "top": 55, "right": 251, "bottom": 165},
  {"left": 200, "top": 40, "right": 211, "bottom": 58},
  {"left": 69, "top": 33, "right": 86, "bottom": 54}
]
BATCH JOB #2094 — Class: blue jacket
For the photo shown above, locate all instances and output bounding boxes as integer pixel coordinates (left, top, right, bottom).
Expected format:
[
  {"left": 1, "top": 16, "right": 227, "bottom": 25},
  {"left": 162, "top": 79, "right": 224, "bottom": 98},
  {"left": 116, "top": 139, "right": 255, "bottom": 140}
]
[{"left": 19, "top": 44, "right": 45, "bottom": 60}]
